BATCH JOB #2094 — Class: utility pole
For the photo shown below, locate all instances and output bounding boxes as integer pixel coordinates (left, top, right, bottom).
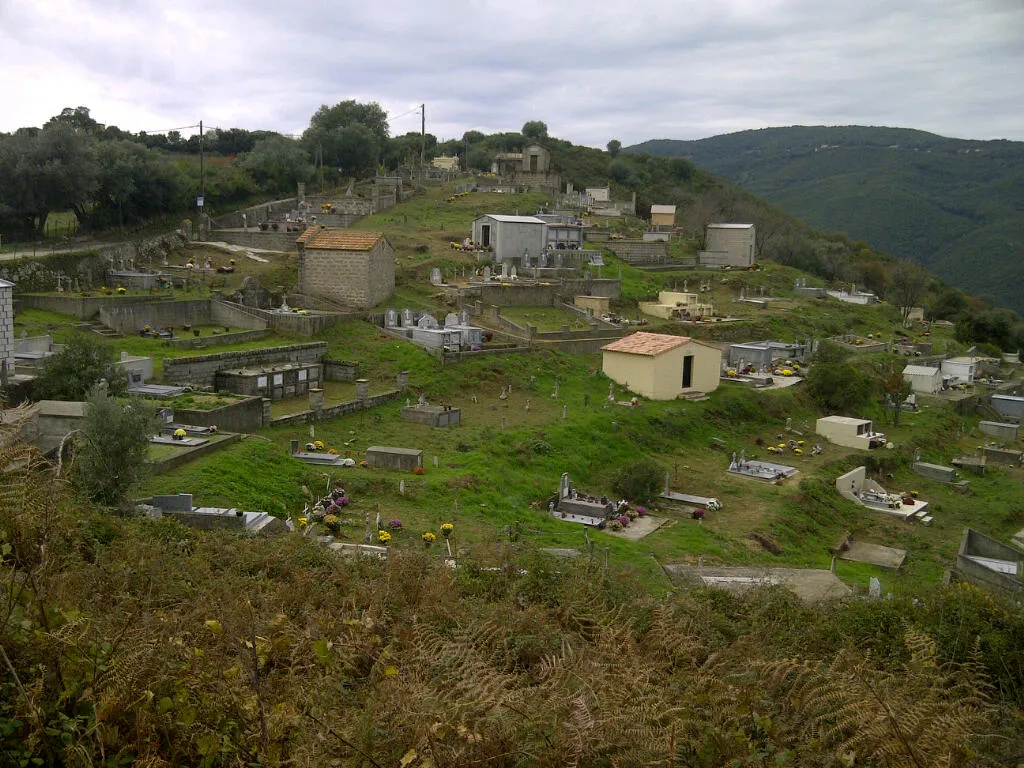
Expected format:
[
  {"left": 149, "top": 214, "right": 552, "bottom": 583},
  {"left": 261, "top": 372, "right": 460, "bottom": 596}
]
[
  {"left": 198, "top": 119, "right": 205, "bottom": 210},
  {"left": 318, "top": 141, "right": 324, "bottom": 194},
  {"left": 420, "top": 103, "right": 426, "bottom": 167}
]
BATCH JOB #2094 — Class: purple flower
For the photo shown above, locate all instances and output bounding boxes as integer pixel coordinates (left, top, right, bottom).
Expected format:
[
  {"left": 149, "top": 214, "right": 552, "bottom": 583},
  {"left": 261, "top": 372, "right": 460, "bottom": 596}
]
[
  {"left": 635, "top": 506, "right": 648, "bottom": 517},
  {"left": 388, "top": 518, "right": 403, "bottom": 530},
  {"left": 617, "top": 515, "right": 630, "bottom": 526}
]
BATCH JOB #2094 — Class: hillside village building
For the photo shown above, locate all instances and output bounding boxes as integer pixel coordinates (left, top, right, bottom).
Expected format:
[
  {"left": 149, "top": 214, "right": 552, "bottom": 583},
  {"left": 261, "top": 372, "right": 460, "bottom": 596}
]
[
  {"left": 296, "top": 229, "right": 395, "bottom": 310},
  {"left": 699, "top": 223, "right": 756, "bottom": 267},
  {"left": 601, "top": 332, "right": 722, "bottom": 400}
]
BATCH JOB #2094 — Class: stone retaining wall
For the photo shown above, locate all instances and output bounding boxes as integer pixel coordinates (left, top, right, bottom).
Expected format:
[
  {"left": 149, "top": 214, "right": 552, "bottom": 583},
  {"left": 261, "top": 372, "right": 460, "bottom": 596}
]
[
  {"left": 269, "top": 389, "right": 401, "bottom": 426},
  {"left": 174, "top": 397, "right": 266, "bottom": 433},
  {"left": 19, "top": 293, "right": 172, "bottom": 320},
  {"left": 148, "top": 433, "right": 242, "bottom": 475},
  {"left": 163, "top": 342, "right": 327, "bottom": 387}
]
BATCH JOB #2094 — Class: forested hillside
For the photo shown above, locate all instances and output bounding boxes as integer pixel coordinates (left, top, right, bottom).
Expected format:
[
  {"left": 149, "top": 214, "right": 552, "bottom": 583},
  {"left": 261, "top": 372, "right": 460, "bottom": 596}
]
[{"left": 628, "top": 127, "right": 1024, "bottom": 315}]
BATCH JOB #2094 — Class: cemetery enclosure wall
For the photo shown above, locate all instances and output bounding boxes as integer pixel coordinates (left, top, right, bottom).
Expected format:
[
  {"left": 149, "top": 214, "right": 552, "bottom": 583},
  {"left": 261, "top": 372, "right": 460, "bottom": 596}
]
[
  {"left": 166, "top": 329, "right": 270, "bottom": 349},
  {"left": 19, "top": 293, "right": 172, "bottom": 320},
  {"left": 204, "top": 230, "right": 302, "bottom": 252},
  {"left": 0, "top": 232, "right": 188, "bottom": 296},
  {"left": 212, "top": 197, "right": 298, "bottom": 228},
  {"left": 471, "top": 283, "right": 557, "bottom": 307},
  {"left": 264, "top": 311, "right": 343, "bottom": 337},
  {"left": 148, "top": 433, "right": 242, "bottom": 475},
  {"left": 100, "top": 299, "right": 211, "bottom": 334},
  {"left": 599, "top": 240, "right": 669, "bottom": 264},
  {"left": 269, "top": 389, "right": 401, "bottom": 426},
  {"left": 174, "top": 396, "right": 266, "bottom": 433},
  {"left": 163, "top": 342, "right": 328, "bottom": 387}
]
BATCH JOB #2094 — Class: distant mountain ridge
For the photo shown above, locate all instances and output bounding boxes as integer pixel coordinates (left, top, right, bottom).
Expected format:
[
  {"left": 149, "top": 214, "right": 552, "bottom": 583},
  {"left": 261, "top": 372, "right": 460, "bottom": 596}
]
[{"left": 627, "top": 126, "right": 1024, "bottom": 314}]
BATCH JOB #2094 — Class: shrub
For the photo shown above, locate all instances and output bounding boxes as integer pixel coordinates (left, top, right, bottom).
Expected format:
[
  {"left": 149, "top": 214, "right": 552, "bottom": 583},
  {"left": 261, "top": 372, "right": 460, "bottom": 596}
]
[{"left": 610, "top": 458, "right": 663, "bottom": 504}]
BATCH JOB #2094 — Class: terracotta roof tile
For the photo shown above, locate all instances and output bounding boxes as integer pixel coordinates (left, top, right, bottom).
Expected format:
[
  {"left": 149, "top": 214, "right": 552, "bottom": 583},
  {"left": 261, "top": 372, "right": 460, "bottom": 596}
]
[
  {"left": 601, "top": 332, "right": 692, "bottom": 356},
  {"left": 298, "top": 228, "right": 383, "bottom": 251}
]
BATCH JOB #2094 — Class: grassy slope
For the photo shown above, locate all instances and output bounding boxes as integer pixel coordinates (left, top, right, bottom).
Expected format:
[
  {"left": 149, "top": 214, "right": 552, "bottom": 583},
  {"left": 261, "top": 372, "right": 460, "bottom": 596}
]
[
  {"left": 19, "top": 182, "right": 1024, "bottom": 598},
  {"left": 628, "top": 126, "right": 1024, "bottom": 313}
]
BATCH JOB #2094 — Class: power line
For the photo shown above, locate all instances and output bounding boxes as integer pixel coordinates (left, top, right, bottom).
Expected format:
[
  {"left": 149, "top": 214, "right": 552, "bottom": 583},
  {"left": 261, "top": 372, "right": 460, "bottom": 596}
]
[{"left": 136, "top": 123, "right": 202, "bottom": 135}]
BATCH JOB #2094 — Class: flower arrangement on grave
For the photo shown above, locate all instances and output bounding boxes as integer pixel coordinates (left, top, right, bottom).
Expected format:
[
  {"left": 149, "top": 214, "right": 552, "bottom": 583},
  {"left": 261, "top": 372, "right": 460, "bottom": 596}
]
[
  {"left": 323, "top": 514, "right": 340, "bottom": 533},
  {"left": 378, "top": 530, "right": 392, "bottom": 544},
  {"left": 609, "top": 520, "right": 622, "bottom": 531},
  {"left": 328, "top": 448, "right": 338, "bottom": 455},
  {"left": 298, "top": 517, "right": 308, "bottom": 527},
  {"left": 117, "top": 286, "right": 126, "bottom": 295},
  {"left": 617, "top": 515, "right": 630, "bottom": 527},
  {"left": 910, "top": 490, "right": 919, "bottom": 498},
  {"left": 387, "top": 518, "right": 403, "bottom": 530},
  {"left": 413, "top": 466, "right": 425, "bottom": 475},
  {"left": 635, "top": 506, "right": 648, "bottom": 517},
  {"left": 359, "top": 460, "right": 369, "bottom": 468},
  {"left": 101, "top": 286, "right": 109, "bottom": 294},
  {"left": 313, "top": 440, "right": 325, "bottom": 451},
  {"left": 310, "top": 504, "right": 326, "bottom": 523},
  {"left": 440, "top": 523, "right": 454, "bottom": 538},
  {"left": 422, "top": 532, "right": 436, "bottom": 547}
]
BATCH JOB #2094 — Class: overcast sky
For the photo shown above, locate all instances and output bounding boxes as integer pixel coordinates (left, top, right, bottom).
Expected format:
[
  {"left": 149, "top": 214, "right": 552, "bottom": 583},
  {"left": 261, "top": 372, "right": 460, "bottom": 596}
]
[{"left": 1, "top": 0, "right": 1021, "bottom": 147}]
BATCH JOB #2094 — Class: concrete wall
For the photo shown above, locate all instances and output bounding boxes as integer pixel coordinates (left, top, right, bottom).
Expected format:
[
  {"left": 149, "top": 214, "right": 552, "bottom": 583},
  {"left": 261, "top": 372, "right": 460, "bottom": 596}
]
[
  {"left": 299, "top": 239, "right": 395, "bottom": 310},
  {"left": 163, "top": 342, "right": 328, "bottom": 387},
  {"left": 204, "top": 229, "right": 302, "bottom": 252},
  {"left": 166, "top": 328, "right": 269, "bottom": 349},
  {"left": 835, "top": 466, "right": 867, "bottom": 503},
  {"left": 600, "top": 240, "right": 668, "bottom": 264},
  {"left": 100, "top": 299, "right": 211, "bottom": 334},
  {"left": 174, "top": 397, "right": 265, "bottom": 433},
  {"left": 212, "top": 197, "right": 298, "bottom": 228},
  {"left": 956, "top": 528, "right": 1023, "bottom": 594},
  {"left": 269, "top": 389, "right": 401, "bottom": 426},
  {"left": 401, "top": 406, "right": 461, "bottom": 427},
  {"left": 19, "top": 293, "right": 172, "bottom": 320}
]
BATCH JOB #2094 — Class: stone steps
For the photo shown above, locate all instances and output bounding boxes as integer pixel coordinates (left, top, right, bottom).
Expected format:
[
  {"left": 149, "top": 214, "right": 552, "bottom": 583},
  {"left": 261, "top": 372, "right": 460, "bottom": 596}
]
[{"left": 76, "top": 321, "right": 122, "bottom": 338}]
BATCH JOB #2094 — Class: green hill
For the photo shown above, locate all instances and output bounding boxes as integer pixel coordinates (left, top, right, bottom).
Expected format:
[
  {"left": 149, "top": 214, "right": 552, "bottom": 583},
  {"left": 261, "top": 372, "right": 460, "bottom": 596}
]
[{"left": 628, "top": 126, "right": 1024, "bottom": 314}]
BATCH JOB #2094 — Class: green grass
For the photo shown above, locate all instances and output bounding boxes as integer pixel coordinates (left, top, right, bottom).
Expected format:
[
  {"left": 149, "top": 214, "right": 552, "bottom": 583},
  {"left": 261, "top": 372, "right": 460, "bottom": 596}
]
[{"left": 18, "top": 182, "right": 1024, "bottom": 598}]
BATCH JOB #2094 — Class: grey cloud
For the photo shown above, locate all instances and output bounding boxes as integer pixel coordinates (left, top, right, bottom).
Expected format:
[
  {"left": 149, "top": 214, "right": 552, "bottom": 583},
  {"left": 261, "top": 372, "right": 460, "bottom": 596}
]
[{"left": 1, "top": 0, "right": 1022, "bottom": 144}]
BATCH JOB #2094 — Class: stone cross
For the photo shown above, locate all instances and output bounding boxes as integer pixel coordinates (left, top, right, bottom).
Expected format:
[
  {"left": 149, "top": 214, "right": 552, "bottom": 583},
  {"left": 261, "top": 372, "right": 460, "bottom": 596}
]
[
  {"left": 500, "top": 262, "right": 509, "bottom": 279},
  {"left": 386, "top": 308, "right": 398, "bottom": 327},
  {"left": 510, "top": 265, "right": 517, "bottom": 280},
  {"left": 403, "top": 308, "right": 414, "bottom": 326},
  {"left": 523, "top": 250, "right": 531, "bottom": 267}
]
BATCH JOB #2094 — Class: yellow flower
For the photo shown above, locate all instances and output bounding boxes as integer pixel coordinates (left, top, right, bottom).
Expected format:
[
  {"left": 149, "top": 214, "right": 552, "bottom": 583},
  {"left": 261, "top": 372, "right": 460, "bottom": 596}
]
[
  {"left": 422, "top": 531, "right": 436, "bottom": 543},
  {"left": 378, "top": 530, "right": 392, "bottom": 544}
]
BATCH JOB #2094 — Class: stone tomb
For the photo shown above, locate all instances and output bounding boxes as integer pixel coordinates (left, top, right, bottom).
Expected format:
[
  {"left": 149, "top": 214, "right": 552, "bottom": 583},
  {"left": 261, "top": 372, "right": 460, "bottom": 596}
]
[
  {"left": 979, "top": 421, "right": 1020, "bottom": 441},
  {"left": 146, "top": 493, "right": 287, "bottom": 535},
  {"left": 835, "top": 466, "right": 932, "bottom": 523},
  {"left": 401, "top": 404, "right": 461, "bottom": 427},
  {"left": 727, "top": 450, "right": 797, "bottom": 482},
  {"left": 365, "top": 446, "right": 423, "bottom": 471}
]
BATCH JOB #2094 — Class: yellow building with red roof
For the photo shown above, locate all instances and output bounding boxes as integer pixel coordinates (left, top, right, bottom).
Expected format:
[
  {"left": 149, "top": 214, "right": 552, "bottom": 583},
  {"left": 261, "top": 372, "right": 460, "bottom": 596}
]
[{"left": 601, "top": 332, "right": 722, "bottom": 400}]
